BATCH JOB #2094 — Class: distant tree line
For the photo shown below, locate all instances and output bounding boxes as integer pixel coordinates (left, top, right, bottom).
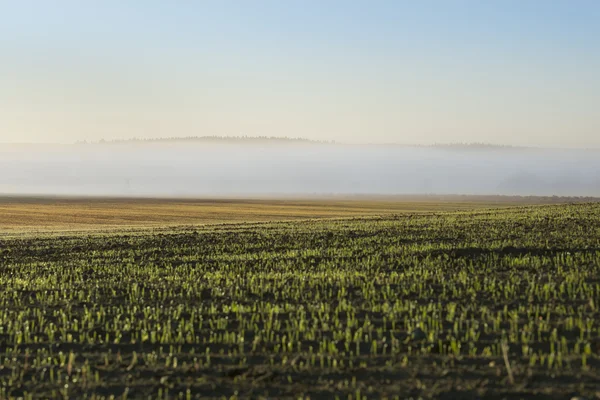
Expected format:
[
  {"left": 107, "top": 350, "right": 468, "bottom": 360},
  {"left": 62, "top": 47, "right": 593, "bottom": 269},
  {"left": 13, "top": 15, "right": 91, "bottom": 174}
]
[
  {"left": 79, "top": 136, "right": 336, "bottom": 145},
  {"left": 77, "top": 136, "right": 533, "bottom": 150},
  {"left": 368, "top": 142, "right": 525, "bottom": 150}
]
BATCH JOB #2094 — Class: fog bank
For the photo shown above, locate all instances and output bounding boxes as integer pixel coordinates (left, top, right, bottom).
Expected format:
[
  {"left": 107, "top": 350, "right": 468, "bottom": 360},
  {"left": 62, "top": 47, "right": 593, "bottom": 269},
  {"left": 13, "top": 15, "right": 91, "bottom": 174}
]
[{"left": 1, "top": 144, "right": 599, "bottom": 197}]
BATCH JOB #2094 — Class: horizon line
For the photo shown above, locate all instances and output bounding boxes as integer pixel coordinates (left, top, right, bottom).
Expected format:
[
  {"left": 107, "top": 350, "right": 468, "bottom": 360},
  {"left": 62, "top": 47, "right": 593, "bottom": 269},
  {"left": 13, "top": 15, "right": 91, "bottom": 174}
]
[{"left": 1, "top": 135, "right": 600, "bottom": 151}]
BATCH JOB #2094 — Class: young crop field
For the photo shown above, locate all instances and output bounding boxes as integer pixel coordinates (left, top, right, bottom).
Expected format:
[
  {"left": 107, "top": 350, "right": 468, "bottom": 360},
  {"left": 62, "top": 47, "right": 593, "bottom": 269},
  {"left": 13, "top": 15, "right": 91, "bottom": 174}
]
[
  {"left": 0, "top": 195, "right": 582, "bottom": 233},
  {"left": 0, "top": 203, "right": 599, "bottom": 399}
]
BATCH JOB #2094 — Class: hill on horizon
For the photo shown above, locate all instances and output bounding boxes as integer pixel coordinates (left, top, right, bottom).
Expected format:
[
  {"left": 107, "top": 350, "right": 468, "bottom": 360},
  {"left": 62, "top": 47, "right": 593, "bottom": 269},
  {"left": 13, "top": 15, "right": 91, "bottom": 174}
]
[
  {"left": 79, "top": 136, "right": 533, "bottom": 149},
  {"left": 81, "top": 136, "right": 333, "bottom": 145}
]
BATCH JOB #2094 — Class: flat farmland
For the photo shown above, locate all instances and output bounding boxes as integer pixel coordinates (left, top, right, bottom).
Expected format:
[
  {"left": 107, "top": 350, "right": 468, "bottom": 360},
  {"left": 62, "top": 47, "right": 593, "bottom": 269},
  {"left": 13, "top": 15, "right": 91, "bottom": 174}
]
[
  {"left": 0, "top": 203, "right": 599, "bottom": 399},
  {"left": 0, "top": 195, "right": 588, "bottom": 234}
]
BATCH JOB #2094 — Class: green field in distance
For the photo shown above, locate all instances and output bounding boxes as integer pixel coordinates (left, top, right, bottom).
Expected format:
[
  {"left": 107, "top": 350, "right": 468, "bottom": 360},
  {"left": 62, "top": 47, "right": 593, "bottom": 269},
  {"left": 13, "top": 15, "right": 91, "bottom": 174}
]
[{"left": 0, "top": 194, "right": 594, "bottom": 234}]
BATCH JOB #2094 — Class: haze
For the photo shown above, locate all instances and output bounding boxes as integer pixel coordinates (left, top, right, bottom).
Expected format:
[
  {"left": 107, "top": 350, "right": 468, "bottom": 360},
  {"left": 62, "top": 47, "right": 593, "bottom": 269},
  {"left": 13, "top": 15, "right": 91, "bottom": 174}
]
[
  {"left": 2, "top": 142, "right": 600, "bottom": 197},
  {"left": 1, "top": 1, "right": 599, "bottom": 148}
]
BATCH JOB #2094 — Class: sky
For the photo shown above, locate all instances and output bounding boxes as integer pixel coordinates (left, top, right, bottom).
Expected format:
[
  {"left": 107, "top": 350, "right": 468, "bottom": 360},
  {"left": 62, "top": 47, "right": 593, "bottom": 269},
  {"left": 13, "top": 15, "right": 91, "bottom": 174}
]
[{"left": 1, "top": 1, "right": 599, "bottom": 147}]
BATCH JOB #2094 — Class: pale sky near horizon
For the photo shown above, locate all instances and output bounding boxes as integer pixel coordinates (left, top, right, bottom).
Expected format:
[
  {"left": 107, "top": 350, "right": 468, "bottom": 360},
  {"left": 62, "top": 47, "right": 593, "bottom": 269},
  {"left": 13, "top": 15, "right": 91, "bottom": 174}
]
[{"left": 1, "top": 1, "right": 599, "bottom": 147}]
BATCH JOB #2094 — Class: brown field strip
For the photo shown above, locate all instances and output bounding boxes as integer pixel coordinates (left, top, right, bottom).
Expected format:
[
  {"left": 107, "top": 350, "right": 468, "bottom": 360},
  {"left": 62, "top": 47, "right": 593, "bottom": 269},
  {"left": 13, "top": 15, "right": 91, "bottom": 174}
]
[{"left": 0, "top": 195, "right": 592, "bottom": 233}]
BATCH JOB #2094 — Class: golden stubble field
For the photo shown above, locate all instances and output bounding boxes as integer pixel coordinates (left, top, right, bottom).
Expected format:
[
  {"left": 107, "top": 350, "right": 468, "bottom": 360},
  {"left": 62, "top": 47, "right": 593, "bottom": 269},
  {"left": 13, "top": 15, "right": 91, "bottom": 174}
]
[{"left": 0, "top": 194, "right": 592, "bottom": 234}]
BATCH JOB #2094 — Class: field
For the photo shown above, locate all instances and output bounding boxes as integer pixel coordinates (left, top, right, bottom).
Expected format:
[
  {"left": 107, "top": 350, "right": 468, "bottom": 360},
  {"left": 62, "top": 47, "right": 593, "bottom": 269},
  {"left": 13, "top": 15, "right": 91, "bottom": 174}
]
[
  {"left": 0, "top": 201, "right": 599, "bottom": 399},
  {"left": 0, "top": 195, "right": 586, "bottom": 234}
]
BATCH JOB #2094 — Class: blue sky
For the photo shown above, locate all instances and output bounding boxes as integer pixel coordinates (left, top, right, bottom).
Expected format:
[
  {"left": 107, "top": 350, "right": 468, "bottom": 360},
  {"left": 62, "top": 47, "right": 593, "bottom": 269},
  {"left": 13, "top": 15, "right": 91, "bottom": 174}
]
[{"left": 1, "top": 1, "right": 599, "bottom": 146}]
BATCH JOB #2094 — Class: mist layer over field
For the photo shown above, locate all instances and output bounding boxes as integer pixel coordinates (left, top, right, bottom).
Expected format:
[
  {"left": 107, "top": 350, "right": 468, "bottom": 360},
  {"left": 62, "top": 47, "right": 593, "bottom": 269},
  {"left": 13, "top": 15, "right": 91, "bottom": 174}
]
[{"left": 2, "top": 143, "right": 599, "bottom": 197}]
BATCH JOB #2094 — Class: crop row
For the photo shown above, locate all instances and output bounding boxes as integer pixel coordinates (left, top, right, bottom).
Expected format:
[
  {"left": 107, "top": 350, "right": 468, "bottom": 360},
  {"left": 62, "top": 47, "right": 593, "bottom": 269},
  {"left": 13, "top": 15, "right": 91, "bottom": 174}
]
[{"left": 0, "top": 204, "right": 599, "bottom": 399}]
